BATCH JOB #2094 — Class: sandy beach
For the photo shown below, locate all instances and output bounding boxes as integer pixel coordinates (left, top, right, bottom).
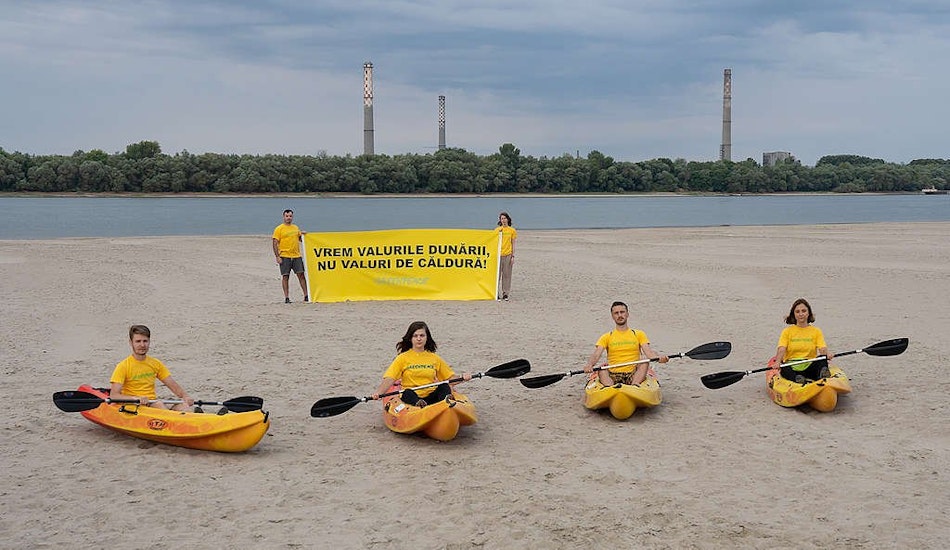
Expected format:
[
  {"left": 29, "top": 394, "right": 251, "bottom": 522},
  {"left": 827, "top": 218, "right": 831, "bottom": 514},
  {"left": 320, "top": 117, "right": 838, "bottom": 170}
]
[{"left": 1, "top": 222, "right": 947, "bottom": 549}]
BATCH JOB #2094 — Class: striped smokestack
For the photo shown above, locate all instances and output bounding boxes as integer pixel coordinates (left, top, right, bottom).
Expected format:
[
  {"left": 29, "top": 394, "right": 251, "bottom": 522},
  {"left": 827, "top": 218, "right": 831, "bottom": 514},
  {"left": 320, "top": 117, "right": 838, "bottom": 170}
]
[
  {"left": 720, "top": 68, "right": 732, "bottom": 161},
  {"left": 438, "top": 95, "right": 446, "bottom": 150},
  {"left": 363, "top": 62, "right": 374, "bottom": 156}
]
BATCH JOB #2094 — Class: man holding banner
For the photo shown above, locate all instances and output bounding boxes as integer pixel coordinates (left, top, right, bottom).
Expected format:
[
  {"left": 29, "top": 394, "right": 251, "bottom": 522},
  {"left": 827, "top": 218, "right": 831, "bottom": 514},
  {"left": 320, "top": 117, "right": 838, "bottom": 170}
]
[{"left": 272, "top": 209, "right": 308, "bottom": 303}]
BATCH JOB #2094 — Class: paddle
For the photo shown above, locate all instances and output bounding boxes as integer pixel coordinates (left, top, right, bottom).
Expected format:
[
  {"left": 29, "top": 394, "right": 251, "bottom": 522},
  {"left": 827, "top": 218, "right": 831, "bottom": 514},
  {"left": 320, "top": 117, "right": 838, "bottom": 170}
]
[
  {"left": 52, "top": 390, "right": 264, "bottom": 413},
  {"left": 519, "top": 341, "right": 732, "bottom": 389},
  {"left": 699, "top": 337, "right": 909, "bottom": 390},
  {"left": 310, "top": 358, "right": 531, "bottom": 418}
]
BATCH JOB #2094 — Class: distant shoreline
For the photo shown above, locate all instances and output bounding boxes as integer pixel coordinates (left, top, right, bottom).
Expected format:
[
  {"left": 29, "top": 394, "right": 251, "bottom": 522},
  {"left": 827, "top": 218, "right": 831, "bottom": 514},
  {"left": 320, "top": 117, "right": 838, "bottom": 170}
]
[{"left": 0, "top": 190, "right": 916, "bottom": 199}]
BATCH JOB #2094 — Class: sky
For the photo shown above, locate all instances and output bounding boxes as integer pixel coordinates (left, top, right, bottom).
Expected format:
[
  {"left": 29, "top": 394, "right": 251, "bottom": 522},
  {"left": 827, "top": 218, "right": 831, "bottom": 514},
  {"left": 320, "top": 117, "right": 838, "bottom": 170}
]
[{"left": 1, "top": 1, "right": 948, "bottom": 165}]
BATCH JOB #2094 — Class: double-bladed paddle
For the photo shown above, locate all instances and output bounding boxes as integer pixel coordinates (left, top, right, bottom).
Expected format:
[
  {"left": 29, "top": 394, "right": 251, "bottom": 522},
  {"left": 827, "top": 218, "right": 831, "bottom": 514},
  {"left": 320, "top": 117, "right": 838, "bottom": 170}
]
[
  {"left": 52, "top": 390, "right": 264, "bottom": 413},
  {"left": 699, "top": 337, "right": 909, "bottom": 390},
  {"left": 310, "top": 358, "right": 531, "bottom": 418},
  {"left": 519, "top": 341, "right": 732, "bottom": 389}
]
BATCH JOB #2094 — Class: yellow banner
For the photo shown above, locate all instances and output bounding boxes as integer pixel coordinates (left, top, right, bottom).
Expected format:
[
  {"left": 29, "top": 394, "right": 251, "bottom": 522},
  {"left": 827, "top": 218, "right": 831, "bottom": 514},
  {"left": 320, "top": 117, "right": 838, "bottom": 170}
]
[{"left": 303, "top": 229, "right": 500, "bottom": 302}]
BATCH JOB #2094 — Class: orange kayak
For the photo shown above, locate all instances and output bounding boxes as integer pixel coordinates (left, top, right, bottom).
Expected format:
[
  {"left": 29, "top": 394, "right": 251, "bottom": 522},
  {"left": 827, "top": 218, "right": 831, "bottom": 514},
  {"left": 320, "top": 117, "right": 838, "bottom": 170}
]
[
  {"left": 382, "top": 386, "right": 477, "bottom": 441},
  {"left": 766, "top": 365, "right": 852, "bottom": 412},
  {"left": 76, "top": 385, "right": 270, "bottom": 452}
]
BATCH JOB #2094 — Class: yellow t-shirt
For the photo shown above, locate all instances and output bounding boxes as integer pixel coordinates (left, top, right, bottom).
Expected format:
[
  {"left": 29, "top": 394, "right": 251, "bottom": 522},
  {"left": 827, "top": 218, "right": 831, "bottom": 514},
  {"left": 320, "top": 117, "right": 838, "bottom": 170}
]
[
  {"left": 383, "top": 350, "right": 455, "bottom": 398},
  {"left": 110, "top": 355, "right": 171, "bottom": 398},
  {"left": 496, "top": 226, "right": 517, "bottom": 256},
  {"left": 596, "top": 328, "right": 649, "bottom": 373},
  {"left": 777, "top": 325, "right": 827, "bottom": 370},
  {"left": 273, "top": 223, "right": 302, "bottom": 258}
]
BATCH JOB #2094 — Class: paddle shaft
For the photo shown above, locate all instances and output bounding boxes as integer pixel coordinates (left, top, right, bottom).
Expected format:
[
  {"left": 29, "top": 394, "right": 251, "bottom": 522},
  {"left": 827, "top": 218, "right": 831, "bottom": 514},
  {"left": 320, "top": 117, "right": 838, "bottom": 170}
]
[
  {"left": 700, "top": 338, "right": 909, "bottom": 390},
  {"left": 755, "top": 339, "right": 905, "bottom": 375},
  {"left": 564, "top": 347, "right": 698, "bottom": 377},
  {"left": 52, "top": 390, "right": 263, "bottom": 413},
  {"left": 519, "top": 341, "right": 731, "bottom": 389},
  {"left": 311, "top": 358, "right": 530, "bottom": 417},
  {"left": 367, "top": 374, "right": 471, "bottom": 403}
]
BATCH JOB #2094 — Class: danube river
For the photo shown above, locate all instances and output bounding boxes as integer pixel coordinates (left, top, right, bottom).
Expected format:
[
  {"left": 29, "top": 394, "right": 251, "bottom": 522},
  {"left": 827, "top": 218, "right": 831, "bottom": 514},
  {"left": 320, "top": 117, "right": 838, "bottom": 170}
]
[{"left": 0, "top": 194, "right": 947, "bottom": 239}]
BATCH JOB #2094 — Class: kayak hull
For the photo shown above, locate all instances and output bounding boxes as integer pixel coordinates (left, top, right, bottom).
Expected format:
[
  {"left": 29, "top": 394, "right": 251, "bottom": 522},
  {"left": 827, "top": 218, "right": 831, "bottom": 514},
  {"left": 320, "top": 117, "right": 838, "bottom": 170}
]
[
  {"left": 382, "top": 388, "right": 477, "bottom": 441},
  {"left": 584, "top": 375, "right": 662, "bottom": 420},
  {"left": 76, "top": 385, "right": 269, "bottom": 452},
  {"left": 766, "top": 365, "right": 852, "bottom": 412}
]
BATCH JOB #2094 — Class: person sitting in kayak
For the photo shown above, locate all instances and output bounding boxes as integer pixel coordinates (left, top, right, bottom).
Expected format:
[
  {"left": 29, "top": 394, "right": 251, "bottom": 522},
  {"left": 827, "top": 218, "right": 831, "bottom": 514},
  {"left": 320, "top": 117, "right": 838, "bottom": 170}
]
[
  {"left": 582, "top": 301, "right": 668, "bottom": 386},
  {"left": 771, "top": 298, "right": 834, "bottom": 382},
  {"left": 109, "top": 325, "right": 195, "bottom": 411},
  {"left": 372, "top": 321, "right": 472, "bottom": 407}
]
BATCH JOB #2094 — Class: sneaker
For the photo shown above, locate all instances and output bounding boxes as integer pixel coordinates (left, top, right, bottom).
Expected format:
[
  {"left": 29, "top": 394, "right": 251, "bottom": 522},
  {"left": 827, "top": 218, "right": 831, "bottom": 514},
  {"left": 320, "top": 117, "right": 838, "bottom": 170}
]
[
  {"left": 284, "top": 297, "right": 291, "bottom": 304},
  {"left": 819, "top": 366, "right": 831, "bottom": 379},
  {"left": 216, "top": 406, "right": 229, "bottom": 416},
  {"left": 415, "top": 399, "right": 427, "bottom": 408},
  {"left": 794, "top": 375, "right": 807, "bottom": 385},
  {"left": 193, "top": 406, "right": 205, "bottom": 413},
  {"left": 503, "top": 294, "right": 509, "bottom": 301},
  {"left": 303, "top": 295, "right": 309, "bottom": 303}
]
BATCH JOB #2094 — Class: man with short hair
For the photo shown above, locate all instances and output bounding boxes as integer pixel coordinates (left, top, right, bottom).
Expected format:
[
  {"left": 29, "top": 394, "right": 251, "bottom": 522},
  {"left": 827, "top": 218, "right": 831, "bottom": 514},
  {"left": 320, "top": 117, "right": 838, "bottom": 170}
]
[
  {"left": 582, "top": 301, "right": 668, "bottom": 386},
  {"left": 272, "top": 209, "right": 308, "bottom": 303},
  {"left": 110, "top": 325, "right": 194, "bottom": 411}
]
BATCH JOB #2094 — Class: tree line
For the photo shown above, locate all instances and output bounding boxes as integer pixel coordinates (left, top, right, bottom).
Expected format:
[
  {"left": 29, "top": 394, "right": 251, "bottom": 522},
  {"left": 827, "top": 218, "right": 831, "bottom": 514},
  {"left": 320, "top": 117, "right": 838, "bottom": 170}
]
[{"left": 1, "top": 141, "right": 947, "bottom": 194}]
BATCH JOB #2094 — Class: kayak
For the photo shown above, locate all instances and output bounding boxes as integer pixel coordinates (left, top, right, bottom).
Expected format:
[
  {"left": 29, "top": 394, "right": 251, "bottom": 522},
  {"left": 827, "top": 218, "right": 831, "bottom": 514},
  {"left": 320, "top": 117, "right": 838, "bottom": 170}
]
[
  {"left": 584, "top": 373, "right": 662, "bottom": 420},
  {"left": 765, "top": 365, "right": 852, "bottom": 412},
  {"left": 382, "top": 385, "right": 477, "bottom": 441},
  {"left": 75, "top": 385, "right": 270, "bottom": 452}
]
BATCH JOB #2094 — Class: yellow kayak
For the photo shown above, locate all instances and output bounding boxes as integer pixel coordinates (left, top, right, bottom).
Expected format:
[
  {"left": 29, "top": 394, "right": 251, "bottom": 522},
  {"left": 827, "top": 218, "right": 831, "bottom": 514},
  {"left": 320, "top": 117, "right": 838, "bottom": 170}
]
[
  {"left": 766, "top": 365, "right": 852, "bottom": 412},
  {"left": 584, "top": 375, "right": 662, "bottom": 419},
  {"left": 382, "top": 387, "right": 477, "bottom": 441},
  {"left": 76, "top": 385, "right": 270, "bottom": 452}
]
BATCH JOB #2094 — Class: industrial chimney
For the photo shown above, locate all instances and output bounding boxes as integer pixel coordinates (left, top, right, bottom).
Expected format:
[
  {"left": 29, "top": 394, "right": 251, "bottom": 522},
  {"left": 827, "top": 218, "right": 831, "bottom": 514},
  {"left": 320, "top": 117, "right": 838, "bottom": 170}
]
[
  {"left": 438, "top": 95, "right": 446, "bottom": 150},
  {"left": 720, "top": 68, "right": 732, "bottom": 162},
  {"left": 363, "top": 62, "right": 374, "bottom": 156}
]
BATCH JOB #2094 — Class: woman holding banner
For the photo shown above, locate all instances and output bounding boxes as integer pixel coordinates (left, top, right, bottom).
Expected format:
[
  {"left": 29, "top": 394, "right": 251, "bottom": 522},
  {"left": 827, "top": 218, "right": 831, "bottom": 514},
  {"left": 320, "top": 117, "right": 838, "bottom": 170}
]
[{"left": 495, "top": 211, "right": 517, "bottom": 301}]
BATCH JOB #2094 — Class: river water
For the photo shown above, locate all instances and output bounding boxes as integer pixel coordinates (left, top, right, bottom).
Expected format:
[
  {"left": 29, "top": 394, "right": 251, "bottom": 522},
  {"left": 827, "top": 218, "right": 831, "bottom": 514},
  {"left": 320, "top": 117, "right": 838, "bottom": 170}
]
[{"left": 0, "top": 194, "right": 947, "bottom": 239}]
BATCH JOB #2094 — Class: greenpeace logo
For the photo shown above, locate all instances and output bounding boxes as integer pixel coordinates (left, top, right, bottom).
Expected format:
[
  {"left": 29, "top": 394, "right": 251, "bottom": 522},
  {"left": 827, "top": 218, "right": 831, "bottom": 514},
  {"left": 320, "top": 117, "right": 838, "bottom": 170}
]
[{"left": 375, "top": 277, "right": 429, "bottom": 286}]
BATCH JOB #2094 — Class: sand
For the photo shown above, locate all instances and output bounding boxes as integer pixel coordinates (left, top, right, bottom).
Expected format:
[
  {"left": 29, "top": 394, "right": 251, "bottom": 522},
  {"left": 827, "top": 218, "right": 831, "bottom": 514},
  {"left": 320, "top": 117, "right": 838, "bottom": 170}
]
[{"left": 1, "top": 222, "right": 948, "bottom": 549}]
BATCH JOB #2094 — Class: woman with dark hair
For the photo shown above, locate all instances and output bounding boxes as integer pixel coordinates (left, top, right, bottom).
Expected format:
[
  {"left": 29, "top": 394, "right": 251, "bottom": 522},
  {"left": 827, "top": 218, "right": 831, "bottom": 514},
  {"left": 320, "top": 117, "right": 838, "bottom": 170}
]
[
  {"left": 495, "top": 211, "right": 517, "bottom": 301},
  {"left": 372, "top": 322, "right": 472, "bottom": 407},
  {"left": 772, "top": 298, "right": 834, "bottom": 382}
]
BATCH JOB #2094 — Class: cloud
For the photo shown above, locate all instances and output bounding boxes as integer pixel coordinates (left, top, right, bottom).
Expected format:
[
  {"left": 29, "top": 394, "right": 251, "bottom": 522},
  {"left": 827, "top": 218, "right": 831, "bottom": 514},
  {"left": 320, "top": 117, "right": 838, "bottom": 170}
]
[{"left": 1, "top": 1, "right": 948, "bottom": 165}]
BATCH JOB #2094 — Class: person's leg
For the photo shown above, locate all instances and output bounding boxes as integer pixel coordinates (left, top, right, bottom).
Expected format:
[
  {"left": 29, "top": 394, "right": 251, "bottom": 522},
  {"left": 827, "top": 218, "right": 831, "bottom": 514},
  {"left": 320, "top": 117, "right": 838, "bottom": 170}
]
[
  {"left": 291, "top": 258, "right": 308, "bottom": 301},
  {"left": 780, "top": 365, "right": 801, "bottom": 381},
  {"left": 426, "top": 383, "right": 452, "bottom": 404},
  {"left": 804, "top": 359, "right": 829, "bottom": 380},
  {"left": 400, "top": 388, "right": 421, "bottom": 405},
  {"left": 296, "top": 272, "right": 308, "bottom": 300},
  {"left": 500, "top": 255, "right": 513, "bottom": 298},
  {"left": 279, "top": 257, "right": 292, "bottom": 301}
]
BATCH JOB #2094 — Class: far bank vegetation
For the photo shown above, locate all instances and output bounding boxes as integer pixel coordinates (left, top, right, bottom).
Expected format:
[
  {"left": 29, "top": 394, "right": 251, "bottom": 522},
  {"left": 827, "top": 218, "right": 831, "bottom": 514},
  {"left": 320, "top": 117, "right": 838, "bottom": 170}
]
[{"left": 1, "top": 141, "right": 947, "bottom": 194}]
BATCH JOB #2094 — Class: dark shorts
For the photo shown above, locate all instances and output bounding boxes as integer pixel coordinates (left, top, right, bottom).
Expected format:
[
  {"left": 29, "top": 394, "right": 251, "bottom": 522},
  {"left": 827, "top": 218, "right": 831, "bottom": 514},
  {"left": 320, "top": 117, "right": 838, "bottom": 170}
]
[{"left": 279, "top": 256, "right": 305, "bottom": 275}]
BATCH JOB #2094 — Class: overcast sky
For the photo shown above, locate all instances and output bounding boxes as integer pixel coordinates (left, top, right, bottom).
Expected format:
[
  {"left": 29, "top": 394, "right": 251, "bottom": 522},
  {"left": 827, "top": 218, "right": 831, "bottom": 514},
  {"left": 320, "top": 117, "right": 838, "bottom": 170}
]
[{"left": 2, "top": 1, "right": 948, "bottom": 165}]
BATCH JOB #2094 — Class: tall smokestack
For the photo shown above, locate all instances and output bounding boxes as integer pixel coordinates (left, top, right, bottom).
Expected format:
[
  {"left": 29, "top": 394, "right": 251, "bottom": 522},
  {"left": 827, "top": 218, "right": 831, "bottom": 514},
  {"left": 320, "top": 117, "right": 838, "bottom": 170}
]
[
  {"left": 363, "top": 62, "right": 374, "bottom": 156},
  {"left": 438, "top": 95, "right": 446, "bottom": 150},
  {"left": 720, "top": 68, "right": 732, "bottom": 161}
]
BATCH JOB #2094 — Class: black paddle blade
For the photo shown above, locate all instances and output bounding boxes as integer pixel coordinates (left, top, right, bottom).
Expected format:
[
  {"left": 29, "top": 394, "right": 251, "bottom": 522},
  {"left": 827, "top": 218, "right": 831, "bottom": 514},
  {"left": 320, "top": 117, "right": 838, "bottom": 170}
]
[
  {"left": 485, "top": 358, "right": 531, "bottom": 379},
  {"left": 519, "top": 373, "right": 568, "bottom": 389},
  {"left": 52, "top": 390, "right": 105, "bottom": 412},
  {"left": 685, "top": 341, "right": 732, "bottom": 361},
  {"left": 864, "top": 338, "right": 909, "bottom": 357},
  {"left": 311, "top": 396, "right": 362, "bottom": 418},
  {"left": 220, "top": 396, "right": 264, "bottom": 413},
  {"left": 700, "top": 371, "right": 747, "bottom": 389}
]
